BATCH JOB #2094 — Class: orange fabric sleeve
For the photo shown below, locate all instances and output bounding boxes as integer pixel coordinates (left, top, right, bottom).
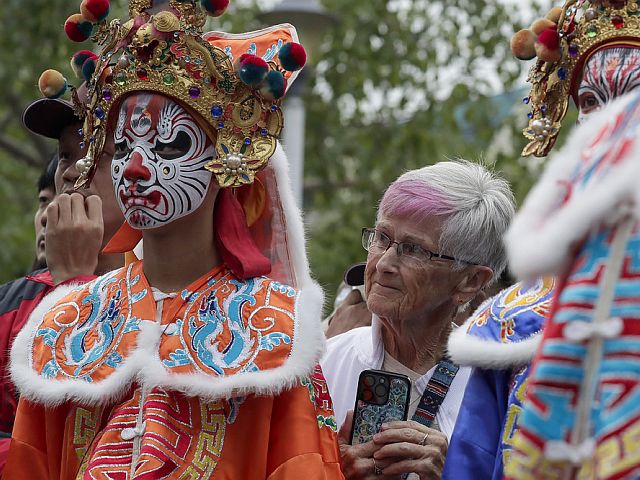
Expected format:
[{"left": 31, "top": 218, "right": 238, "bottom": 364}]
[
  {"left": 3, "top": 398, "right": 72, "bottom": 480},
  {"left": 266, "top": 370, "right": 344, "bottom": 480}
]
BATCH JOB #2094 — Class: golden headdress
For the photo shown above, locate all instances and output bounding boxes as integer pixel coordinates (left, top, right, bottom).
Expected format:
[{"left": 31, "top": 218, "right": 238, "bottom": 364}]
[
  {"left": 39, "top": 0, "right": 306, "bottom": 188},
  {"left": 511, "top": 0, "right": 640, "bottom": 157}
]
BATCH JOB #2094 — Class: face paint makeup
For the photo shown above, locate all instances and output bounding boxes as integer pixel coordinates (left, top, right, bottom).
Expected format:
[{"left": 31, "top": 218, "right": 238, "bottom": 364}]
[
  {"left": 112, "top": 93, "right": 215, "bottom": 229},
  {"left": 578, "top": 47, "right": 640, "bottom": 123}
]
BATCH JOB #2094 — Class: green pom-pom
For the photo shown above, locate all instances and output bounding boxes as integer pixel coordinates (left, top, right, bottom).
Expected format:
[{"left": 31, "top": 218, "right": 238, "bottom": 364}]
[{"left": 238, "top": 55, "right": 269, "bottom": 87}]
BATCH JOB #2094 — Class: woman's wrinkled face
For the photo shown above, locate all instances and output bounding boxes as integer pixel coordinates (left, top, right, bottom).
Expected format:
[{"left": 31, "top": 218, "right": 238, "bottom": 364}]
[
  {"left": 112, "top": 93, "right": 214, "bottom": 229},
  {"left": 578, "top": 47, "right": 640, "bottom": 123},
  {"left": 364, "top": 212, "right": 462, "bottom": 325}
]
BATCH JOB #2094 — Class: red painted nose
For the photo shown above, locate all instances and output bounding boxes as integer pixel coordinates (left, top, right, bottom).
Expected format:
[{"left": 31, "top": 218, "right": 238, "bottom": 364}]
[{"left": 123, "top": 151, "right": 151, "bottom": 182}]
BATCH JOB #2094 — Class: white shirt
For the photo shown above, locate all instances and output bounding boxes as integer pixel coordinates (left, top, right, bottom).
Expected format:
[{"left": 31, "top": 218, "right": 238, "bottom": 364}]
[{"left": 320, "top": 316, "right": 471, "bottom": 441}]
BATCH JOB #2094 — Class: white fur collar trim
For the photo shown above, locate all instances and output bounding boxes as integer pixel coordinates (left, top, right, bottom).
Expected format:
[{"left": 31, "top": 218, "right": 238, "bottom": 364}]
[
  {"left": 447, "top": 315, "right": 542, "bottom": 369},
  {"left": 11, "top": 272, "right": 325, "bottom": 407}
]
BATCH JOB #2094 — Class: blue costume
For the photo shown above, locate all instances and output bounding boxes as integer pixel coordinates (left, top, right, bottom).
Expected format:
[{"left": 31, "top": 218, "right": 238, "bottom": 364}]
[{"left": 443, "top": 278, "right": 555, "bottom": 479}]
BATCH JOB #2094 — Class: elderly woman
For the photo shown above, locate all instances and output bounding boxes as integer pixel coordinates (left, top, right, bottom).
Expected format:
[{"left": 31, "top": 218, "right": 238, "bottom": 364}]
[{"left": 321, "top": 160, "right": 515, "bottom": 479}]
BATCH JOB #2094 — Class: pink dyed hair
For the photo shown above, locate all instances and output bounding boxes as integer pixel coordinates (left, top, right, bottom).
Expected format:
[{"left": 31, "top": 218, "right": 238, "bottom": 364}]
[
  {"left": 376, "top": 161, "right": 516, "bottom": 277},
  {"left": 378, "top": 178, "right": 452, "bottom": 222}
]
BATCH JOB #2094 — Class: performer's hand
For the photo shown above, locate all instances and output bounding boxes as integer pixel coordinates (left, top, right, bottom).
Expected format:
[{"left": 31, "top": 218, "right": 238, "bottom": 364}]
[
  {"left": 326, "top": 289, "right": 372, "bottom": 338},
  {"left": 338, "top": 411, "right": 399, "bottom": 479},
  {"left": 46, "top": 193, "right": 104, "bottom": 285},
  {"left": 372, "top": 420, "right": 448, "bottom": 479}
]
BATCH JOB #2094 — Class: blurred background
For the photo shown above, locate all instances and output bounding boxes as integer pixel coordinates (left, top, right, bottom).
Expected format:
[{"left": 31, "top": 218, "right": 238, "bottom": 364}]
[{"left": 0, "top": 0, "right": 574, "bottom": 308}]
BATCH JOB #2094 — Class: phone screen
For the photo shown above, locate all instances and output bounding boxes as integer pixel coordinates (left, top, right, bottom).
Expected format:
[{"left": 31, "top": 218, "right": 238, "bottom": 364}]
[{"left": 350, "top": 369, "right": 411, "bottom": 445}]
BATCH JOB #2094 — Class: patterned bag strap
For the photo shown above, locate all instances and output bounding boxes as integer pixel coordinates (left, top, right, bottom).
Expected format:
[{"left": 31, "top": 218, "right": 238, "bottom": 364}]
[{"left": 411, "top": 358, "right": 459, "bottom": 428}]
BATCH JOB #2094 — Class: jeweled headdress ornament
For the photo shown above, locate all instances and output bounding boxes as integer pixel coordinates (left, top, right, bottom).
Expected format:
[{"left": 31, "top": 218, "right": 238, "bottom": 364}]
[
  {"left": 511, "top": 0, "right": 640, "bottom": 157},
  {"left": 39, "top": 0, "right": 307, "bottom": 188}
]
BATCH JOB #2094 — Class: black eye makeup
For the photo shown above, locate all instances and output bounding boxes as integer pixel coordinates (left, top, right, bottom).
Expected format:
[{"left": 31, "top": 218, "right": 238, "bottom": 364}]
[{"left": 155, "top": 131, "right": 192, "bottom": 160}]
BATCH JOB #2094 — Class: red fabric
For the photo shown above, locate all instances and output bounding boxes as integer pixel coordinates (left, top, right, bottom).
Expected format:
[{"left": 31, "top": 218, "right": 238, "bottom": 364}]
[
  {"left": 0, "top": 271, "right": 96, "bottom": 476},
  {"left": 214, "top": 189, "right": 271, "bottom": 279}
]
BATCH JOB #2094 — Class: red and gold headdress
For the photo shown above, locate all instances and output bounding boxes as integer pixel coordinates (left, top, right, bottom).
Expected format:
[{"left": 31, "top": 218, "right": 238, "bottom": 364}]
[
  {"left": 39, "top": 0, "right": 306, "bottom": 188},
  {"left": 511, "top": 0, "right": 640, "bottom": 157}
]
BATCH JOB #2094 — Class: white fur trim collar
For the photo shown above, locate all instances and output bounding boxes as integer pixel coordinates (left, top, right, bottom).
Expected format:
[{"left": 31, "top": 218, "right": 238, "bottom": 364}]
[
  {"left": 11, "top": 268, "right": 324, "bottom": 407},
  {"left": 447, "top": 315, "right": 542, "bottom": 369}
]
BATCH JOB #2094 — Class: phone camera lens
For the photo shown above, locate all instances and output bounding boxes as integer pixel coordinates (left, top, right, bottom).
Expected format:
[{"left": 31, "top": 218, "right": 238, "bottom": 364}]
[
  {"left": 364, "top": 375, "right": 375, "bottom": 387},
  {"left": 379, "top": 378, "right": 386, "bottom": 384},
  {"left": 374, "top": 384, "right": 387, "bottom": 397}
]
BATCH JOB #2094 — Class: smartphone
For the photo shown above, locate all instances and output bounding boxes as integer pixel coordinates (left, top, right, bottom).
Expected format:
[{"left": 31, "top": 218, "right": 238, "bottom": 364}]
[{"left": 350, "top": 369, "right": 411, "bottom": 445}]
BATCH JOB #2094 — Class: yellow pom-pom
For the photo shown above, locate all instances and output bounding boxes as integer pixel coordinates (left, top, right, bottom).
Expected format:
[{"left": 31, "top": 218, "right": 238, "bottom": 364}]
[
  {"left": 38, "top": 69, "right": 68, "bottom": 99},
  {"left": 511, "top": 29, "right": 537, "bottom": 60},
  {"left": 531, "top": 18, "right": 556, "bottom": 35},
  {"left": 545, "top": 7, "right": 563, "bottom": 24}
]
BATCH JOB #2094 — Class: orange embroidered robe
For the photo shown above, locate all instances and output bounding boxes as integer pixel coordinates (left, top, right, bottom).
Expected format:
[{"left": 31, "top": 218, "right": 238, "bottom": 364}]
[{"left": 5, "top": 261, "right": 342, "bottom": 479}]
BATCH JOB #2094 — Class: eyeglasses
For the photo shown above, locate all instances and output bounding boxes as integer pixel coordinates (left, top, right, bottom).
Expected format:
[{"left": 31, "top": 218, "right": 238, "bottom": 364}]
[{"left": 361, "top": 227, "right": 467, "bottom": 265}]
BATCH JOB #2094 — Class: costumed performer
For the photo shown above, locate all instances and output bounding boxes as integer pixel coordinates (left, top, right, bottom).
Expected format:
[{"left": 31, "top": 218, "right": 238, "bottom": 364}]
[
  {"left": 4, "top": 0, "right": 343, "bottom": 478},
  {"left": 444, "top": 1, "right": 640, "bottom": 478}
]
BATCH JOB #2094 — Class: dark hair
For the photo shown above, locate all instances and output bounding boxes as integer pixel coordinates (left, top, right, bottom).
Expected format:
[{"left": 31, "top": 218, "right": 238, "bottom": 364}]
[{"left": 37, "top": 154, "right": 58, "bottom": 193}]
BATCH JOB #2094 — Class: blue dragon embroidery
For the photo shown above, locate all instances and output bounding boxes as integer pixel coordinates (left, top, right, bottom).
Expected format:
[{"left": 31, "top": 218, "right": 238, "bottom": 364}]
[
  {"left": 165, "top": 275, "right": 294, "bottom": 376},
  {"left": 36, "top": 266, "right": 145, "bottom": 380}
]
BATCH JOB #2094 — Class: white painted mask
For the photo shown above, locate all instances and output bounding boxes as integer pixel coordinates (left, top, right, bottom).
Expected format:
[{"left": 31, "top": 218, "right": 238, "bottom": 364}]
[
  {"left": 578, "top": 47, "right": 640, "bottom": 123},
  {"left": 112, "top": 93, "right": 214, "bottom": 229}
]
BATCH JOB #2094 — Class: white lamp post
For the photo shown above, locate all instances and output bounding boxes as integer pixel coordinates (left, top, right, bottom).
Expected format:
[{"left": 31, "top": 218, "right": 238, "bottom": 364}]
[{"left": 259, "top": 0, "right": 335, "bottom": 207}]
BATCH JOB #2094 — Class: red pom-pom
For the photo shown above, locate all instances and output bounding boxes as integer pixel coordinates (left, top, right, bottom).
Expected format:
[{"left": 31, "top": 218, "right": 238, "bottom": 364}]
[
  {"left": 80, "top": 0, "right": 110, "bottom": 23},
  {"left": 234, "top": 53, "right": 252, "bottom": 72},
  {"left": 65, "top": 13, "right": 93, "bottom": 42},
  {"left": 278, "top": 42, "right": 307, "bottom": 71},
  {"left": 81, "top": 57, "right": 98, "bottom": 82},
  {"left": 537, "top": 27, "right": 560, "bottom": 50},
  {"left": 200, "top": 0, "right": 229, "bottom": 17}
]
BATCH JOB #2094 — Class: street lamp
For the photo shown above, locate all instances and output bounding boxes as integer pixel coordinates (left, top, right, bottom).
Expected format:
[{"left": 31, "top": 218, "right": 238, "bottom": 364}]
[{"left": 258, "top": 0, "right": 335, "bottom": 207}]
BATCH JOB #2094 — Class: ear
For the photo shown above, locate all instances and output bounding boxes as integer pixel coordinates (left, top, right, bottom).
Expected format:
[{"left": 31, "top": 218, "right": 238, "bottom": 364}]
[{"left": 452, "top": 265, "right": 494, "bottom": 305}]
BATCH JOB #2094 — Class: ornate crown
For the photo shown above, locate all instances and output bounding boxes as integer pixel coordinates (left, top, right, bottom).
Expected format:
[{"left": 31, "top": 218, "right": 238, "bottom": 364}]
[
  {"left": 511, "top": 0, "right": 640, "bottom": 157},
  {"left": 38, "top": 0, "right": 307, "bottom": 188}
]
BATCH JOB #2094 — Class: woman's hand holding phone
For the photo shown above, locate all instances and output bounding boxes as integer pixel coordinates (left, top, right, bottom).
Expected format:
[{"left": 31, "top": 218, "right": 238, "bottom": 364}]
[
  {"left": 338, "top": 413, "right": 448, "bottom": 479},
  {"left": 337, "top": 370, "right": 448, "bottom": 479},
  {"left": 372, "top": 420, "right": 448, "bottom": 479},
  {"left": 338, "top": 411, "right": 393, "bottom": 479}
]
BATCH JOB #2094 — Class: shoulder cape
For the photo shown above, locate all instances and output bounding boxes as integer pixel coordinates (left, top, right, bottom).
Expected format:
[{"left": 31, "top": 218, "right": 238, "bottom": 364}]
[
  {"left": 10, "top": 261, "right": 324, "bottom": 406},
  {"left": 448, "top": 278, "right": 556, "bottom": 369}
]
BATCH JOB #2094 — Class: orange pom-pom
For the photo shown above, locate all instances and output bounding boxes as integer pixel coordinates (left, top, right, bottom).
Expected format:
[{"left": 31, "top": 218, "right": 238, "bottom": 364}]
[
  {"left": 546, "top": 7, "right": 563, "bottom": 24},
  {"left": 531, "top": 18, "right": 556, "bottom": 35},
  {"left": 38, "top": 70, "right": 68, "bottom": 99},
  {"left": 80, "top": 0, "right": 110, "bottom": 23},
  {"left": 535, "top": 43, "right": 562, "bottom": 63},
  {"left": 511, "top": 29, "right": 536, "bottom": 60}
]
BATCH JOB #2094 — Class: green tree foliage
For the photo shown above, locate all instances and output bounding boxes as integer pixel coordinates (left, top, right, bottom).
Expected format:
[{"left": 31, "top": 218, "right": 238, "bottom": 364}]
[
  {"left": 0, "top": 0, "right": 76, "bottom": 281},
  {"left": 0, "top": 0, "right": 553, "bottom": 303},
  {"left": 304, "top": 0, "right": 553, "bottom": 306}
]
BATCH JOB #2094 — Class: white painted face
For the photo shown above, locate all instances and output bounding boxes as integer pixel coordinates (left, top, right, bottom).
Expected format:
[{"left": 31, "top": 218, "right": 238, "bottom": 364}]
[
  {"left": 112, "top": 93, "right": 214, "bottom": 229},
  {"left": 577, "top": 47, "right": 640, "bottom": 123}
]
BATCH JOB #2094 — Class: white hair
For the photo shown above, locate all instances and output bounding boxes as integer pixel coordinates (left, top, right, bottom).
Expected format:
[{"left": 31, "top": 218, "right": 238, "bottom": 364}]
[{"left": 378, "top": 160, "right": 515, "bottom": 280}]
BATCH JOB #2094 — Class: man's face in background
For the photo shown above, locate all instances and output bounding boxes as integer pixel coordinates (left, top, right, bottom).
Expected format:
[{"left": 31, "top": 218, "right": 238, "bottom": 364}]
[{"left": 33, "top": 185, "right": 55, "bottom": 268}]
